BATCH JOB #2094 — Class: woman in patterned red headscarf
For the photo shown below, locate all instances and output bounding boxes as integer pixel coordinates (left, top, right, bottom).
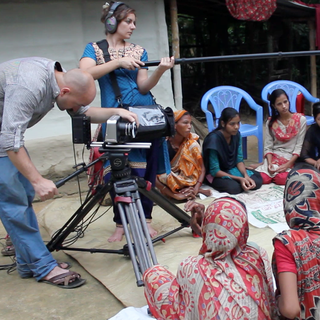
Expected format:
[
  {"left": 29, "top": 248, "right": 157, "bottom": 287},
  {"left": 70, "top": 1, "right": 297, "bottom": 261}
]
[
  {"left": 272, "top": 164, "right": 320, "bottom": 319},
  {"left": 143, "top": 197, "right": 277, "bottom": 320}
]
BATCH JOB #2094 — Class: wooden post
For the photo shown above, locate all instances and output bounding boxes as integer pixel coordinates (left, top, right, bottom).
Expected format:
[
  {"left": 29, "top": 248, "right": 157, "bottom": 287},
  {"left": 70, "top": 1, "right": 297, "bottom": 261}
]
[
  {"left": 170, "top": 0, "right": 183, "bottom": 110},
  {"left": 267, "top": 24, "right": 273, "bottom": 81},
  {"left": 308, "top": 19, "right": 317, "bottom": 98}
]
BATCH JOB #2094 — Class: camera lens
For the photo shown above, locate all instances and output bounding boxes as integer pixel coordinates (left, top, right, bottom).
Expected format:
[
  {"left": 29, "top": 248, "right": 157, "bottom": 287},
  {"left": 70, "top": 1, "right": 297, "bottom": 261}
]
[{"left": 118, "top": 121, "right": 137, "bottom": 140}]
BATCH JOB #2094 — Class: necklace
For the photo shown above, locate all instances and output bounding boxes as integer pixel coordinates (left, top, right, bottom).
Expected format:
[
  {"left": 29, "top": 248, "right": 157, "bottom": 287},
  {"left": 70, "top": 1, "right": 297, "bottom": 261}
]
[
  {"left": 108, "top": 41, "right": 126, "bottom": 59},
  {"left": 169, "top": 137, "right": 183, "bottom": 151},
  {"left": 121, "top": 41, "right": 126, "bottom": 58}
]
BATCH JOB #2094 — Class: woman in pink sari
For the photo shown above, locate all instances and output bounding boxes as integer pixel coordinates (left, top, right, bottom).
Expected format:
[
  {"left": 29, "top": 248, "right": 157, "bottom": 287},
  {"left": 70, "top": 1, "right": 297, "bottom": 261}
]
[{"left": 143, "top": 197, "right": 277, "bottom": 320}]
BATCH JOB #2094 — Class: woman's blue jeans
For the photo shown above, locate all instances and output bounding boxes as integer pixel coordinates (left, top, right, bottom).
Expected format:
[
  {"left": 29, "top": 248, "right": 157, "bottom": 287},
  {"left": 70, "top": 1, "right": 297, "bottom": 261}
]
[{"left": 0, "top": 156, "right": 57, "bottom": 280}]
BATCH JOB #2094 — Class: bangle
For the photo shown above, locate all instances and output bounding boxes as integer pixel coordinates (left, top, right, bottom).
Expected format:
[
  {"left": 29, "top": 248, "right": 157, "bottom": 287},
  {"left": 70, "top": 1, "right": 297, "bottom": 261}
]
[{"left": 196, "top": 181, "right": 202, "bottom": 186}]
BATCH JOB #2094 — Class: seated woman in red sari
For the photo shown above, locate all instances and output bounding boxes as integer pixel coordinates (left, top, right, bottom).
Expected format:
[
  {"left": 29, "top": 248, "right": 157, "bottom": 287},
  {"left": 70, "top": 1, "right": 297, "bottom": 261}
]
[
  {"left": 272, "top": 164, "right": 320, "bottom": 319},
  {"left": 156, "top": 110, "right": 210, "bottom": 200},
  {"left": 143, "top": 197, "right": 277, "bottom": 320}
]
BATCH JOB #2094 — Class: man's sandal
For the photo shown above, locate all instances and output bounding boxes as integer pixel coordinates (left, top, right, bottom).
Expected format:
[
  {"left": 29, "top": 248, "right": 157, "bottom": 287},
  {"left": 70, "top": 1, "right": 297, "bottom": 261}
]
[
  {"left": 40, "top": 270, "right": 86, "bottom": 289},
  {"left": 1, "top": 235, "right": 15, "bottom": 256},
  {"left": 1, "top": 245, "right": 15, "bottom": 256},
  {"left": 19, "top": 261, "right": 72, "bottom": 279}
]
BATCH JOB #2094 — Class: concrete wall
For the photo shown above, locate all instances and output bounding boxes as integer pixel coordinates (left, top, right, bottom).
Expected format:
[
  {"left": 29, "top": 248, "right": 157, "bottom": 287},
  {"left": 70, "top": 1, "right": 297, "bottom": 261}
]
[{"left": 0, "top": 0, "right": 173, "bottom": 178}]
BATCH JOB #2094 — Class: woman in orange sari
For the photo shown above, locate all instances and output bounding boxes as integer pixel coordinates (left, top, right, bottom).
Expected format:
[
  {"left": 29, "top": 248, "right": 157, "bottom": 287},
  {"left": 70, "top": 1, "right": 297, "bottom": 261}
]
[
  {"left": 143, "top": 197, "right": 277, "bottom": 320},
  {"left": 156, "top": 110, "right": 210, "bottom": 200}
]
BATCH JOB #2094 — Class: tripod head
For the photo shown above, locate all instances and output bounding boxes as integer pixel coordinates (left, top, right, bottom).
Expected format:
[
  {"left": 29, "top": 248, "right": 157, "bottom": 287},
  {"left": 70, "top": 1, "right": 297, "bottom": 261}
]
[{"left": 91, "top": 141, "right": 152, "bottom": 181}]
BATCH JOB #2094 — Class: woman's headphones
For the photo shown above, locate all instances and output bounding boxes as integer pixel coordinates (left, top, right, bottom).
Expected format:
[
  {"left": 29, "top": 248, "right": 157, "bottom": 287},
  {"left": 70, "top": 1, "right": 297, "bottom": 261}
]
[{"left": 105, "top": 2, "right": 124, "bottom": 34}]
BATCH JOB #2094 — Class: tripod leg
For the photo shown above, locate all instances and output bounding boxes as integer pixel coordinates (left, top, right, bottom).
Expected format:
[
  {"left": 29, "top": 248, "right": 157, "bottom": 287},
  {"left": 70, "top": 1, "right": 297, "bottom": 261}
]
[
  {"left": 115, "top": 179, "right": 158, "bottom": 287},
  {"left": 117, "top": 199, "right": 156, "bottom": 287},
  {"left": 125, "top": 202, "right": 151, "bottom": 272},
  {"left": 117, "top": 202, "right": 144, "bottom": 286},
  {"left": 133, "top": 193, "right": 158, "bottom": 265}
]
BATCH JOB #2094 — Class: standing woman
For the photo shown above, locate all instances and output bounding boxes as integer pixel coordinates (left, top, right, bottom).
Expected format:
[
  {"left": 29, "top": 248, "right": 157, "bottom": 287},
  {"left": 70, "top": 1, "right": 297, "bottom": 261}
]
[
  {"left": 202, "top": 107, "right": 263, "bottom": 194},
  {"left": 254, "top": 89, "right": 306, "bottom": 185},
  {"left": 80, "top": 1, "right": 174, "bottom": 242},
  {"left": 156, "top": 110, "right": 211, "bottom": 201},
  {"left": 299, "top": 102, "right": 320, "bottom": 170}
]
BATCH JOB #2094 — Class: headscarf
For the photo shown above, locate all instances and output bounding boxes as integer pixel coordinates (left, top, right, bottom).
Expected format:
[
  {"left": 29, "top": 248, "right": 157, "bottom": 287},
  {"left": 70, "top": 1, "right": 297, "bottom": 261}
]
[
  {"left": 283, "top": 165, "right": 320, "bottom": 230},
  {"left": 199, "top": 197, "right": 249, "bottom": 257},
  {"left": 273, "top": 165, "right": 320, "bottom": 319},
  {"left": 174, "top": 109, "right": 188, "bottom": 123},
  {"left": 144, "top": 197, "right": 276, "bottom": 320}
]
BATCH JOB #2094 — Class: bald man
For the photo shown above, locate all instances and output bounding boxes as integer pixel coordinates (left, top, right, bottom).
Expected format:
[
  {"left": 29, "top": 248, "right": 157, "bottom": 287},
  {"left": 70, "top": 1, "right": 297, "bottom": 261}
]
[{"left": 0, "top": 57, "right": 137, "bottom": 288}]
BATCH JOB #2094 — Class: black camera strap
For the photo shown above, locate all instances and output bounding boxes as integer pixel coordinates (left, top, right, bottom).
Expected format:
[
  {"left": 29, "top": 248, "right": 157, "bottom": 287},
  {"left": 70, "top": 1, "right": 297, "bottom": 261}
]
[{"left": 96, "top": 39, "right": 123, "bottom": 106}]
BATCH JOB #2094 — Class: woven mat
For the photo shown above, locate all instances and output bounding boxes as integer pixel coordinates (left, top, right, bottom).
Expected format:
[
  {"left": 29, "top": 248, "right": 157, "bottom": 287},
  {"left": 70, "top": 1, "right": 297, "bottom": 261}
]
[{"left": 38, "top": 186, "right": 280, "bottom": 308}]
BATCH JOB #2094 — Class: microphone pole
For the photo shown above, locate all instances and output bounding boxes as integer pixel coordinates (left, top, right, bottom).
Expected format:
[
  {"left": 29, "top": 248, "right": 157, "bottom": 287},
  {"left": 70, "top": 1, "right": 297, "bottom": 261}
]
[{"left": 144, "top": 50, "right": 320, "bottom": 67}]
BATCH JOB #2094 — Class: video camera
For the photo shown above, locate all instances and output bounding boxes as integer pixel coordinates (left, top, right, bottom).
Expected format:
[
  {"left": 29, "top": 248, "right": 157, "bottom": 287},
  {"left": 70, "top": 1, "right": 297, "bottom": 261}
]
[{"left": 72, "top": 105, "right": 175, "bottom": 147}]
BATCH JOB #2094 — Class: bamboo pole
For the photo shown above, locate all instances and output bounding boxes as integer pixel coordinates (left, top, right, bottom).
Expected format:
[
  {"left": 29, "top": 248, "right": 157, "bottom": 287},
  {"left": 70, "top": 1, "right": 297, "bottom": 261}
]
[
  {"left": 308, "top": 19, "right": 317, "bottom": 98},
  {"left": 170, "top": 0, "right": 183, "bottom": 110}
]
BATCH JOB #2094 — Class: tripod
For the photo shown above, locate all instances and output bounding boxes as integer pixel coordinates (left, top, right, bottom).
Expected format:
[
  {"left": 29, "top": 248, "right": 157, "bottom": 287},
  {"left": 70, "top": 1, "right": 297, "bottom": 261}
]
[{"left": 46, "top": 142, "right": 191, "bottom": 287}]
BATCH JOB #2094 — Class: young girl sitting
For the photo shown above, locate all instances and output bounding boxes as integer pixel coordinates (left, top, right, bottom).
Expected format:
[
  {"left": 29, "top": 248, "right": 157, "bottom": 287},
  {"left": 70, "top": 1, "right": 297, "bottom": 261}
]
[
  {"left": 253, "top": 89, "right": 306, "bottom": 185},
  {"left": 202, "top": 107, "right": 262, "bottom": 194}
]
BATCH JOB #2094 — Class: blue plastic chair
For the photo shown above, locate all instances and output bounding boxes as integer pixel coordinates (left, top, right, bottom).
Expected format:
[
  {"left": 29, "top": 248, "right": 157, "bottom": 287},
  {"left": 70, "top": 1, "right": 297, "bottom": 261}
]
[
  {"left": 201, "top": 86, "right": 264, "bottom": 162},
  {"left": 261, "top": 80, "right": 319, "bottom": 125}
]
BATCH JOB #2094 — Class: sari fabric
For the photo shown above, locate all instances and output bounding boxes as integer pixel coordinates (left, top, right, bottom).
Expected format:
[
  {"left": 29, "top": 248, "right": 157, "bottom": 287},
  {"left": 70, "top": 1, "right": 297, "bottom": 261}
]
[
  {"left": 255, "top": 113, "right": 306, "bottom": 177},
  {"left": 273, "top": 166, "right": 320, "bottom": 320},
  {"left": 144, "top": 197, "right": 276, "bottom": 320},
  {"left": 158, "top": 132, "right": 202, "bottom": 192},
  {"left": 271, "top": 113, "right": 302, "bottom": 143}
]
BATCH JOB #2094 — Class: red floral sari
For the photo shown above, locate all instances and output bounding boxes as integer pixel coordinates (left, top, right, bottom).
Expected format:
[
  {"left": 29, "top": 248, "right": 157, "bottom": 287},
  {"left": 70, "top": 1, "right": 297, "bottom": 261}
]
[
  {"left": 144, "top": 197, "right": 276, "bottom": 320},
  {"left": 269, "top": 113, "right": 303, "bottom": 167}
]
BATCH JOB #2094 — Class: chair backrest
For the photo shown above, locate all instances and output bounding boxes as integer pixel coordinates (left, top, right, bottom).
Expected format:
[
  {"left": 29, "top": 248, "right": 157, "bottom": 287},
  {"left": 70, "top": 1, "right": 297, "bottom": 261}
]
[
  {"left": 200, "top": 85, "right": 261, "bottom": 131},
  {"left": 261, "top": 80, "right": 320, "bottom": 115}
]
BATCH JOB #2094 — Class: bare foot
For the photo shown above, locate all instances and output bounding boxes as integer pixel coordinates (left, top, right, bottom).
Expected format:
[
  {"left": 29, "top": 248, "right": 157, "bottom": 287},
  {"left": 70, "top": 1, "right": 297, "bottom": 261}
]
[
  {"left": 108, "top": 225, "right": 124, "bottom": 242},
  {"left": 198, "top": 188, "right": 212, "bottom": 197},
  {"left": 147, "top": 223, "right": 158, "bottom": 238},
  {"left": 42, "top": 266, "right": 69, "bottom": 281}
]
